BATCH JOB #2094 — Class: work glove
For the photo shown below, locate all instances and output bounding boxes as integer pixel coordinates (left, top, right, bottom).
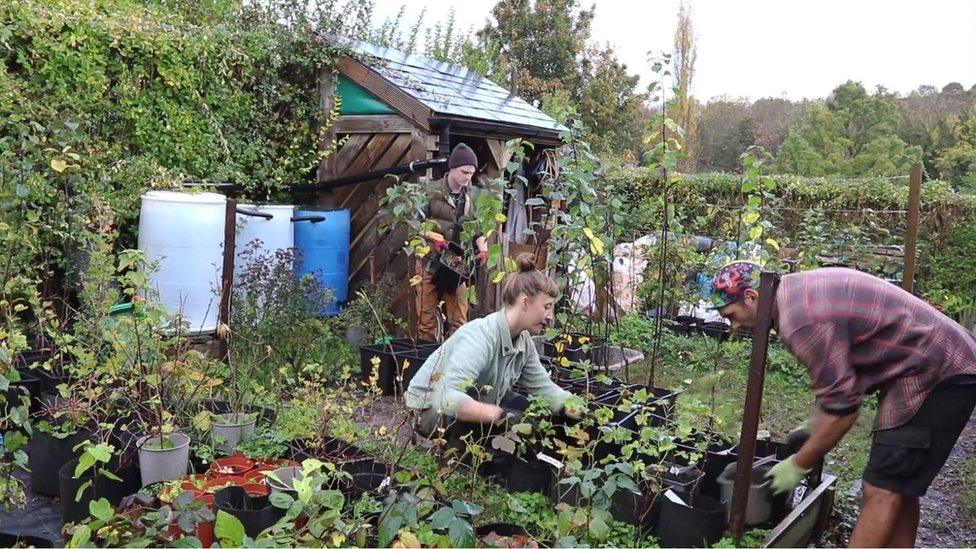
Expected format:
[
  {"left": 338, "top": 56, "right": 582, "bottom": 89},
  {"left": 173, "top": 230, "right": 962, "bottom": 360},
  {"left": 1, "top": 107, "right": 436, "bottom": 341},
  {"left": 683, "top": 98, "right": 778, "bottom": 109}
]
[
  {"left": 477, "top": 250, "right": 488, "bottom": 266},
  {"left": 432, "top": 239, "right": 447, "bottom": 253},
  {"left": 765, "top": 455, "right": 811, "bottom": 495}
]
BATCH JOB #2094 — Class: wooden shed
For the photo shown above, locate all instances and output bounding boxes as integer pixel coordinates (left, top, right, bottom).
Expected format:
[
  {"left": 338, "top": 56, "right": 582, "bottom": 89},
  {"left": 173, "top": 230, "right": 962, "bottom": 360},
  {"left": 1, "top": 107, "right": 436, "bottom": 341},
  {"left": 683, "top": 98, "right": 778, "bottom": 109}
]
[{"left": 315, "top": 37, "right": 566, "bottom": 326}]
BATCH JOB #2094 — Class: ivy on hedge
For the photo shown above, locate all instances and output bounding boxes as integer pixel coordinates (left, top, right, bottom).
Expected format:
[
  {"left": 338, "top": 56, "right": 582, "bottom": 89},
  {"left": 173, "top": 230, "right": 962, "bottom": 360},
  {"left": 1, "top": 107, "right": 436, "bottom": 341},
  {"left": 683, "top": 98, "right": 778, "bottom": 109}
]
[{"left": 0, "top": 0, "right": 342, "bottom": 307}]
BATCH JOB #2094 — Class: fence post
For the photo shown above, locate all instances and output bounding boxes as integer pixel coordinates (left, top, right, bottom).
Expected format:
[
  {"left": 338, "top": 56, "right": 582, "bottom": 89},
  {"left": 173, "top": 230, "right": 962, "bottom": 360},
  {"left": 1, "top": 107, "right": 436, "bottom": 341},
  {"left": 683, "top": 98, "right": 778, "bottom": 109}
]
[
  {"left": 217, "top": 198, "right": 237, "bottom": 363},
  {"left": 902, "top": 164, "right": 923, "bottom": 293},
  {"left": 730, "top": 271, "right": 780, "bottom": 542}
]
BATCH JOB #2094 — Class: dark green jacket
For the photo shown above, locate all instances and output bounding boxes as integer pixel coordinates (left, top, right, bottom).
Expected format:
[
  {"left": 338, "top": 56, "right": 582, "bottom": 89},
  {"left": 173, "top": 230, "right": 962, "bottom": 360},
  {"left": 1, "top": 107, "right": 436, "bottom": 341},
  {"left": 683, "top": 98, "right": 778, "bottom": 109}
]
[{"left": 424, "top": 177, "right": 477, "bottom": 244}]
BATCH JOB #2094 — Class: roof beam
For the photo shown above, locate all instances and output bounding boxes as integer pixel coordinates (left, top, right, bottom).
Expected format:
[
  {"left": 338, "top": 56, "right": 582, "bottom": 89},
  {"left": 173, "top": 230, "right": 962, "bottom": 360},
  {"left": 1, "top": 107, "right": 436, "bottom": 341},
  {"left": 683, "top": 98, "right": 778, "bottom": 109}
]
[{"left": 337, "top": 56, "right": 431, "bottom": 132}]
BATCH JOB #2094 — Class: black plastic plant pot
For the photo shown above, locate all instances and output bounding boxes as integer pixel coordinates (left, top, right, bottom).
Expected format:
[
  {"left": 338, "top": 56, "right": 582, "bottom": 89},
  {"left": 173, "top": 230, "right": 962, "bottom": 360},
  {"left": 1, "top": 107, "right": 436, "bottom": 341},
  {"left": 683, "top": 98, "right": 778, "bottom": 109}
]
[
  {"left": 29, "top": 429, "right": 91, "bottom": 496},
  {"left": 699, "top": 322, "right": 731, "bottom": 343},
  {"left": 543, "top": 332, "right": 607, "bottom": 363},
  {"left": 0, "top": 531, "right": 54, "bottom": 548},
  {"left": 289, "top": 436, "right": 372, "bottom": 464},
  {"left": 214, "top": 486, "right": 285, "bottom": 538},
  {"left": 657, "top": 494, "right": 725, "bottom": 548},
  {"left": 34, "top": 369, "right": 69, "bottom": 395},
  {"left": 201, "top": 399, "right": 276, "bottom": 425},
  {"left": 671, "top": 315, "right": 702, "bottom": 336},
  {"left": 360, "top": 344, "right": 433, "bottom": 396},
  {"left": 7, "top": 369, "right": 41, "bottom": 415},
  {"left": 341, "top": 459, "right": 392, "bottom": 498}
]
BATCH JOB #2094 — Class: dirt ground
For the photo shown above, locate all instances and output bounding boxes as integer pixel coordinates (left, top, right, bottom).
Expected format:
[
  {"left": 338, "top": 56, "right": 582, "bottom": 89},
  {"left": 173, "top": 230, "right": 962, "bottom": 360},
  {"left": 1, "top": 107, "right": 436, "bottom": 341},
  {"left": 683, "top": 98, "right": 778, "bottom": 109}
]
[
  {"left": 915, "top": 412, "right": 976, "bottom": 547},
  {"left": 826, "top": 412, "right": 976, "bottom": 547}
]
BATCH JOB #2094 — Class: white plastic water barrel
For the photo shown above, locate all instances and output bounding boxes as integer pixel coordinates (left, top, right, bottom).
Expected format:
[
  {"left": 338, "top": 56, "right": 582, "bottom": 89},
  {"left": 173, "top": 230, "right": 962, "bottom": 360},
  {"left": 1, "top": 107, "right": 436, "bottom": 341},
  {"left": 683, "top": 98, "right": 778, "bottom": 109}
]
[
  {"left": 138, "top": 191, "right": 226, "bottom": 334},
  {"left": 234, "top": 204, "right": 295, "bottom": 283}
]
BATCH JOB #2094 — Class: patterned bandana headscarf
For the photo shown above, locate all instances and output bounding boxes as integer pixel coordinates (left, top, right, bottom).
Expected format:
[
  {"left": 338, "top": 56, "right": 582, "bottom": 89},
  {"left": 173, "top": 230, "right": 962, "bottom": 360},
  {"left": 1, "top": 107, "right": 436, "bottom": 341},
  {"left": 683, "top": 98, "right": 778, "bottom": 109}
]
[{"left": 709, "top": 261, "right": 763, "bottom": 309}]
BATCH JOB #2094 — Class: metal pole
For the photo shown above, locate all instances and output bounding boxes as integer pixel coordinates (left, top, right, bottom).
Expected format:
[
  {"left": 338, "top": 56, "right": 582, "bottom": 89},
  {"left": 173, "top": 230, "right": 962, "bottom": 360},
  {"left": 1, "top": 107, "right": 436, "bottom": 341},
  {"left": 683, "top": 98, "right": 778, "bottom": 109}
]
[
  {"left": 902, "top": 164, "right": 923, "bottom": 293},
  {"left": 216, "top": 198, "right": 237, "bottom": 364},
  {"left": 729, "top": 270, "right": 780, "bottom": 542}
]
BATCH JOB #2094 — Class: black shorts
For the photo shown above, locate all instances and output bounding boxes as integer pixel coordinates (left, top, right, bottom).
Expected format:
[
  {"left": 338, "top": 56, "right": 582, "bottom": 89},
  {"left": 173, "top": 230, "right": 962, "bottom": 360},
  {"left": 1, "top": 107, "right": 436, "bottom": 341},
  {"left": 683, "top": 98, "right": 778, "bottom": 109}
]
[{"left": 862, "top": 379, "right": 976, "bottom": 497}]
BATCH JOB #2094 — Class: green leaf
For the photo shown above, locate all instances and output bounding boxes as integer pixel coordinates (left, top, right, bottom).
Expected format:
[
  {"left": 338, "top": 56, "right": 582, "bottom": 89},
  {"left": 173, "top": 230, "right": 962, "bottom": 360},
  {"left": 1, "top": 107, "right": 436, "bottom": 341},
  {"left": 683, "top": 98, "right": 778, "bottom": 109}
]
[
  {"left": 75, "top": 479, "right": 93, "bottom": 502},
  {"left": 89, "top": 498, "right": 114, "bottom": 521},
  {"left": 379, "top": 515, "right": 403, "bottom": 548},
  {"left": 429, "top": 506, "right": 456, "bottom": 530},
  {"left": 448, "top": 519, "right": 475, "bottom": 548},
  {"left": 269, "top": 491, "right": 293, "bottom": 509},
  {"left": 587, "top": 509, "right": 611, "bottom": 540},
  {"left": 215, "top": 510, "right": 246, "bottom": 547},
  {"left": 74, "top": 452, "right": 95, "bottom": 478},
  {"left": 67, "top": 525, "right": 91, "bottom": 548},
  {"left": 451, "top": 500, "right": 483, "bottom": 517}
]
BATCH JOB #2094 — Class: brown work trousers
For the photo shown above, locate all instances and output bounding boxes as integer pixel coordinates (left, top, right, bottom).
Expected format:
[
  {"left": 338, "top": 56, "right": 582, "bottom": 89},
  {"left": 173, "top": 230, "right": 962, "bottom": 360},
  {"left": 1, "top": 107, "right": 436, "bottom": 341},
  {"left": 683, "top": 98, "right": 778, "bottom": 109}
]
[{"left": 414, "top": 259, "right": 469, "bottom": 342}]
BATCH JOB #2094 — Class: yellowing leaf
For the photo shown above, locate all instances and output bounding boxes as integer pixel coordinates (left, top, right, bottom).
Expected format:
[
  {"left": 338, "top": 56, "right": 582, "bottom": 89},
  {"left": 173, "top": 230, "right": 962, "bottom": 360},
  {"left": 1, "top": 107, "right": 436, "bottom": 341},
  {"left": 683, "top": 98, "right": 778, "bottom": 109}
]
[
  {"left": 494, "top": 213, "right": 507, "bottom": 223},
  {"left": 409, "top": 275, "right": 422, "bottom": 287},
  {"left": 50, "top": 158, "right": 67, "bottom": 173},
  {"left": 742, "top": 211, "right": 760, "bottom": 224},
  {"left": 416, "top": 245, "right": 430, "bottom": 258},
  {"left": 491, "top": 271, "right": 506, "bottom": 284},
  {"left": 749, "top": 226, "right": 763, "bottom": 240}
]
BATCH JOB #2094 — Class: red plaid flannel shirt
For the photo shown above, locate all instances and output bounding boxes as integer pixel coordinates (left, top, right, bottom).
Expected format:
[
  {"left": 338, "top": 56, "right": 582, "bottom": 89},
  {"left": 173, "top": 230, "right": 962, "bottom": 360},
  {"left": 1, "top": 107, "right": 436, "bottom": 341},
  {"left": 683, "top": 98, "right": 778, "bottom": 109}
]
[{"left": 775, "top": 268, "right": 976, "bottom": 430}]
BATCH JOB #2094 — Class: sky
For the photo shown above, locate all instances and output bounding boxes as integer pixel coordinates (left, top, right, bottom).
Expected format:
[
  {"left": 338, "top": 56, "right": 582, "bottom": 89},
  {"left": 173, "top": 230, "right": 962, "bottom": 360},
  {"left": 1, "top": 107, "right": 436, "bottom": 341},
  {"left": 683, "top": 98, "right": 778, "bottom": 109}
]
[{"left": 368, "top": 0, "right": 976, "bottom": 103}]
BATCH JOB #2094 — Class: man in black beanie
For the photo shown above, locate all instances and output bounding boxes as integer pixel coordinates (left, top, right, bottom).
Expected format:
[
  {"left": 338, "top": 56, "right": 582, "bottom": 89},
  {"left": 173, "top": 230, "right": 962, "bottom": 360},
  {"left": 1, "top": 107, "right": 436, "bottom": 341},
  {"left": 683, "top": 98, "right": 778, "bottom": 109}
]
[{"left": 415, "top": 143, "right": 488, "bottom": 342}]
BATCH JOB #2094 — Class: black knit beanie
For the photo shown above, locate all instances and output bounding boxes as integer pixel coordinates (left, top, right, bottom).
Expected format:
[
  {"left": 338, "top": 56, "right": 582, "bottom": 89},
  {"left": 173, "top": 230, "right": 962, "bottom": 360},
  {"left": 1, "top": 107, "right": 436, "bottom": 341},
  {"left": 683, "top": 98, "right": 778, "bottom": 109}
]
[{"left": 448, "top": 143, "right": 478, "bottom": 169}]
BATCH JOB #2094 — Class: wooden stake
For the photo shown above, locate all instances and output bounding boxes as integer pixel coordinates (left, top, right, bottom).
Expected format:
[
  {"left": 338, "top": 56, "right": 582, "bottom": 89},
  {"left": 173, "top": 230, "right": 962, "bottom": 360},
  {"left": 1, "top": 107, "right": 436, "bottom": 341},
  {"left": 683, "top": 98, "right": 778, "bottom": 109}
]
[{"left": 902, "top": 164, "right": 923, "bottom": 293}]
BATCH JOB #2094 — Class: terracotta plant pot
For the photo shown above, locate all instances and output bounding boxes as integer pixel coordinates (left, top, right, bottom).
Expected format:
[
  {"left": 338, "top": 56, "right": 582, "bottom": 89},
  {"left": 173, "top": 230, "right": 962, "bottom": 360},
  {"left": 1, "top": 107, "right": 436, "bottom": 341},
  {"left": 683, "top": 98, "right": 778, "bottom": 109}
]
[
  {"left": 209, "top": 455, "right": 254, "bottom": 477},
  {"left": 241, "top": 482, "right": 270, "bottom": 498},
  {"left": 242, "top": 467, "right": 273, "bottom": 485},
  {"left": 202, "top": 476, "right": 248, "bottom": 494}
]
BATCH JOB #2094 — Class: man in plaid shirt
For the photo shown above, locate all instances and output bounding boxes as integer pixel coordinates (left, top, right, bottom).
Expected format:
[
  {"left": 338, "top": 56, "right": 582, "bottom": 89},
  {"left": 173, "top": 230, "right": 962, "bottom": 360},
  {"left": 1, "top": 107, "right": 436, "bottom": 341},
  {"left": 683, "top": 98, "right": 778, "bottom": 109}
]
[{"left": 710, "top": 262, "right": 976, "bottom": 547}]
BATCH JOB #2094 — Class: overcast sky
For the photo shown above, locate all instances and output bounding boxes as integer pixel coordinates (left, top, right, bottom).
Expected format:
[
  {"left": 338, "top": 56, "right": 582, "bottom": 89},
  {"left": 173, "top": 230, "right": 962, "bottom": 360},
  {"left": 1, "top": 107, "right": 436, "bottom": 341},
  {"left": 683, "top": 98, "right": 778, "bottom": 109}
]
[{"left": 368, "top": 0, "right": 976, "bottom": 103}]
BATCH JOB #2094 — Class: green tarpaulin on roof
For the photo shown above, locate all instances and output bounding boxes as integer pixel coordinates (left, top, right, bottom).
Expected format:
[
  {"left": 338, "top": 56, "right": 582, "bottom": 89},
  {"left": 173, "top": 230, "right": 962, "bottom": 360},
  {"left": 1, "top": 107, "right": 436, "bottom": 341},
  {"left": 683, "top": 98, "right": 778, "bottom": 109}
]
[{"left": 338, "top": 75, "right": 396, "bottom": 115}]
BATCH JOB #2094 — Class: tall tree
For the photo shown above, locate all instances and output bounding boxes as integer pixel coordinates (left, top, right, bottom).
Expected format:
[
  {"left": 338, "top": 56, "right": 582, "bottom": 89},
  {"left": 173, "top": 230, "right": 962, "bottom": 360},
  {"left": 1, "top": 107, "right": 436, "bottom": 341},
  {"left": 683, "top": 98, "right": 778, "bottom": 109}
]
[
  {"left": 775, "top": 81, "right": 921, "bottom": 176},
  {"left": 673, "top": 2, "right": 697, "bottom": 171},
  {"left": 477, "top": 0, "right": 595, "bottom": 104},
  {"left": 577, "top": 45, "right": 649, "bottom": 160}
]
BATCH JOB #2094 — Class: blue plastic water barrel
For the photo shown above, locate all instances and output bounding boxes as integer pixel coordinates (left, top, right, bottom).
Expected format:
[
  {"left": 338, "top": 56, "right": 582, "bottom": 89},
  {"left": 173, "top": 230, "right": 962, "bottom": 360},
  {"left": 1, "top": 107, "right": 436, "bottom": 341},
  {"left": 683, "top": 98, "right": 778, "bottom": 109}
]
[{"left": 293, "top": 208, "right": 350, "bottom": 316}]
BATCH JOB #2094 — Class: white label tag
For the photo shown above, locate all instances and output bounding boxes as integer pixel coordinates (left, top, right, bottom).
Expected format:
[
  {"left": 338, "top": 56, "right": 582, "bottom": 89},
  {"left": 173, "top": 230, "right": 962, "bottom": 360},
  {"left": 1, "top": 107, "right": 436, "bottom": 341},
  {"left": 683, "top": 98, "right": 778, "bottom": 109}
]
[
  {"left": 536, "top": 452, "right": 563, "bottom": 470},
  {"left": 664, "top": 489, "right": 689, "bottom": 507}
]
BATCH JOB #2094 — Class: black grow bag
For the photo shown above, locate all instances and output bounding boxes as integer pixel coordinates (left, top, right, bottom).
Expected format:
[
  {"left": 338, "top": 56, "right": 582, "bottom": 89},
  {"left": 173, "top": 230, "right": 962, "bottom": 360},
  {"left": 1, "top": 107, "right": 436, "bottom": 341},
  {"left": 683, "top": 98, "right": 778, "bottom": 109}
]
[
  {"left": 657, "top": 494, "right": 725, "bottom": 547},
  {"left": 213, "top": 486, "right": 285, "bottom": 538},
  {"left": 359, "top": 343, "right": 436, "bottom": 396},
  {"left": 29, "top": 429, "right": 92, "bottom": 496},
  {"left": 59, "top": 455, "right": 141, "bottom": 525},
  {"left": 0, "top": 531, "right": 54, "bottom": 548}
]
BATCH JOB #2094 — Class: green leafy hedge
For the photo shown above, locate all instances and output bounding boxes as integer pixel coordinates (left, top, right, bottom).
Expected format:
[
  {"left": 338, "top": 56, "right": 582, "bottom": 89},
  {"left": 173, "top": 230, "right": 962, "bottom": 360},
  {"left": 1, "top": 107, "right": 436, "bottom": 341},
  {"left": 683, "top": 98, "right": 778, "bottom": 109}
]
[
  {"left": 0, "top": 0, "right": 338, "bottom": 309},
  {"left": 606, "top": 168, "right": 976, "bottom": 313}
]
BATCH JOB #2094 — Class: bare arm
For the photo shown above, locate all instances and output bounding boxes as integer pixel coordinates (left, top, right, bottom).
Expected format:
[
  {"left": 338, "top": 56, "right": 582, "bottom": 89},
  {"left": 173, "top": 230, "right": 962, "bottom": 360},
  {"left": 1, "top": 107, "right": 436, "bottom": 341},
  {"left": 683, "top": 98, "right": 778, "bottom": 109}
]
[
  {"left": 456, "top": 399, "right": 503, "bottom": 423},
  {"left": 794, "top": 408, "right": 859, "bottom": 470}
]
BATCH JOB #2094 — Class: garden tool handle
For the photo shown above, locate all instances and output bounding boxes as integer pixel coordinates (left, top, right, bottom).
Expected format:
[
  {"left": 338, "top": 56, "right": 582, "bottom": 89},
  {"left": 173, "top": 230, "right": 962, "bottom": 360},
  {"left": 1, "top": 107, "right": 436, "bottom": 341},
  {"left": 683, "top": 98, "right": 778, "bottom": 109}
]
[
  {"left": 236, "top": 207, "right": 273, "bottom": 219},
  {"left": 291, "top": 215, "right": 326, "bottom": 223}
]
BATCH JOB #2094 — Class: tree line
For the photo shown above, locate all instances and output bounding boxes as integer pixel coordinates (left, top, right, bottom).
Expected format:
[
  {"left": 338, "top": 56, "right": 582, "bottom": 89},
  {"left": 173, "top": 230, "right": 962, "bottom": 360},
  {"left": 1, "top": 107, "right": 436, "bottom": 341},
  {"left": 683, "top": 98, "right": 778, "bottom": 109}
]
[{"left": 361, "top": 0, "right": 976, "bottom": 190}]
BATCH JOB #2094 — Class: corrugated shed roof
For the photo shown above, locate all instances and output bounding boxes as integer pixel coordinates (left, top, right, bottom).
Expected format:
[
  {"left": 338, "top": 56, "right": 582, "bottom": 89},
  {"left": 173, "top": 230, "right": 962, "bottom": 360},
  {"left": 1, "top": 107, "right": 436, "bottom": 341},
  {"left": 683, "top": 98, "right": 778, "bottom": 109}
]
[{"left": 334, "top": 36, "right": 568, "bottom": 136}]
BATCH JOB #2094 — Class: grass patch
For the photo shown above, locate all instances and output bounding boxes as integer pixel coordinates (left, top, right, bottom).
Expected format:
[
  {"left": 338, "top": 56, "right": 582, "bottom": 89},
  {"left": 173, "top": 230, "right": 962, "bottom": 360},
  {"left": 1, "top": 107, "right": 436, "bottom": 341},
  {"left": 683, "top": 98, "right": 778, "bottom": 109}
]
[{"left": 961, "top": 457, "right": 976, "bottom": 528}]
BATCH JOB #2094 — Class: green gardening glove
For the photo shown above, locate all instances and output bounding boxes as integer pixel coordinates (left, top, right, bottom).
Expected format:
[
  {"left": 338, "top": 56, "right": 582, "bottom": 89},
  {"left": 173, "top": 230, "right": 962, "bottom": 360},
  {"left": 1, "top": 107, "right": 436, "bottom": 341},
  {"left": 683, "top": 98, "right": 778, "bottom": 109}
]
[{"left": 765, "top": 456, "right": 812, "bottom": 495}]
